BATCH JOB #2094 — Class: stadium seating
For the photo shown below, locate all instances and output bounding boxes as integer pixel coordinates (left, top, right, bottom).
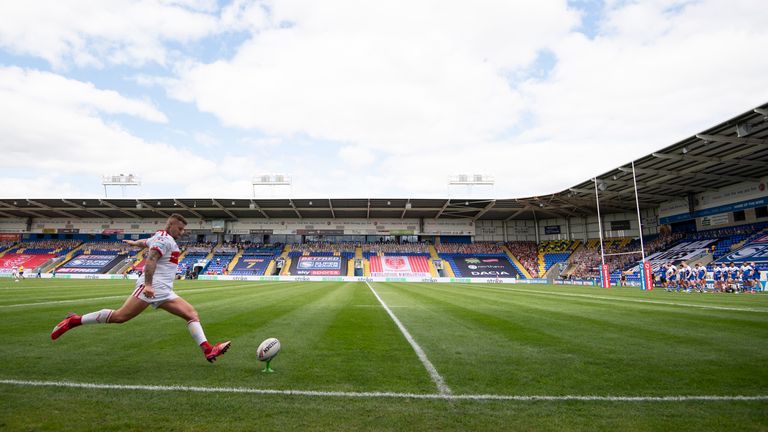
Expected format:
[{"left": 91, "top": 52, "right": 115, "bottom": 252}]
[
  {"left": 0, "top": 253, "right": 56, "bottom": 274},
  {"left": 202, "top": 254, "right": 235, "bottom": 275},
  {"left": 230, "top": 256, "right": 272, "bottom": 276}
]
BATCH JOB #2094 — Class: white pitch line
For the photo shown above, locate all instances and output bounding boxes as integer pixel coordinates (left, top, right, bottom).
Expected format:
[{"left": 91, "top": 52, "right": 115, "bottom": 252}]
[
  {"left": 1, "top": 379, "right": 766, "bottom": 402},
  {"left": 0, "top": 283, "right": 262, "bottom": 309},
  {"left": 468, "top": 285, "right": 768, "bottom": 313},
  {"left": 365, "top": 281, "right": 452, "bottom": 395}
]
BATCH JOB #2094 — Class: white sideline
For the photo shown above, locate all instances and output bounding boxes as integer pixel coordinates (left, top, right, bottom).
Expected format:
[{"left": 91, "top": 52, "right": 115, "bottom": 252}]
[
  {"left": 1, "top": 379, "right": 766, "bottom": 402},
  {"left": 365, "top": 281, "right": 452, "bottom": 395},
  {"left": 0, "top": 283, "right": 263, "bottom": 309}
]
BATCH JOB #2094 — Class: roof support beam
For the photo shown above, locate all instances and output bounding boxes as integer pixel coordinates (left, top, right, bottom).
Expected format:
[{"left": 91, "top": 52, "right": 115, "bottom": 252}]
[
  {"left": 136, "top": 200, "right": 170, "bottom": 218},
  {"left": 100, "top": 200, "right": 141, "bottom": 219},
  {"left": 652, "top": 151, "right": 765, "bottom": 168},
  {"left": 0, "top": 210, "right": 17, "bottom": 218},
  {"left": 0, "top": 202, "right": 46, "bottom": 218},
  {"left": 505, "top": 206, "right": 532, "bottom": 221},
  {"left": 434, "top": 199, "right": 451, "bottom": 219},
  {"left": 472, "top": 200, "right": 497, "bottom": 221},
  {"left": 400, "top": 199, "right": 410, "bottom": 219},
  {"left": 26, "top": 199, "right": 80, "bottom": 219},
  {"left": 211, "top": 199, "right": 238, "bottom": 220},
  {"left": 696, "top": 134, "right": 768, "bottom": 148},
  {"left": 618, "top": 166, "right": 758, "bottom": 183},
  {"left": 366, "top": 199, "right": 371, "bottom": 219},
  {"left": 172, "top": 199, "right": 203, "bottom": 219},
  {"left": 329, "top": 199, "right": 335, "bottom": 219},
  {"left": 248, "top": 200, "right": 270, "bottom": 219},
  {"left": 568, "top": 187, "right": 683, "bottom": 200},
  {"left": 288, "top": 199, "right": 302, "bottom": 219},
  {"left": 61, "top": 199, "right": 112, "bottom": 219}
]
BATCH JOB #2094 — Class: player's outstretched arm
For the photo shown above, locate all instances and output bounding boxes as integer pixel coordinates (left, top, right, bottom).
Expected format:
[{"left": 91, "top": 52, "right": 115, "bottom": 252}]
[{"left": 123, "top": 239, "right": 148, "bottom": 248}]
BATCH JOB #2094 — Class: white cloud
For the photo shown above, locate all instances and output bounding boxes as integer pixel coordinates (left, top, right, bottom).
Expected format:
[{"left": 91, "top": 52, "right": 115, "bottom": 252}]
[
  {"left": 0, "top": 67, "right": 168, "bottom": 123},
  {"left": 518, "top": 0, "right": 768, "bottom": 189},
  {"left": 0, "top": 0, "right": 220, "bottom": 68},
  {"left": 164, "top": 0, "right": 768, "bottom": 198},
  {"left": 0, "top": 176, "right": 81, "bottom": 199},
  {"left": 0, "top": 66, "right": 217, "bottom": 194},
  {"left": 169, "top": 0, "right": 578, "bottom": 156},
  {"left": 338, "top": 145, "right": 375, "bottom": 167},
  {"left": 2, "top": 0, "right": 767, "bottom": 200},
  {"left": 193, "top": 131, "right": 220, "bottom": 147}
]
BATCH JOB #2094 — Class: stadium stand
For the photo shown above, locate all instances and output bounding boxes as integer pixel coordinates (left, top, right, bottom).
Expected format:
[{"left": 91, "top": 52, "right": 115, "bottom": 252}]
[
  {"left": 505, "top": 241, "right": 538, "bottom": 278},
  {"left": 229, "top": 243, "right": 282, "bottom": 276},
  {"left": 0, "top": 240, "right": 81, "bottom": 275}
]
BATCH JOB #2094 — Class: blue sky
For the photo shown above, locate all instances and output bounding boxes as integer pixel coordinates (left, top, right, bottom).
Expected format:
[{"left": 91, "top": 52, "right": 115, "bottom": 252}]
[{"left": 0, "top": 0, "right": 766, "bottom": 200}]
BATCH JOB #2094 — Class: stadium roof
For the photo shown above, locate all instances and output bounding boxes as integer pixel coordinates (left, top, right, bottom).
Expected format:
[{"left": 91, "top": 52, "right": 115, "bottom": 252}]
[{"left": 1, "top": 103, "right": 766, "bottom": 222}]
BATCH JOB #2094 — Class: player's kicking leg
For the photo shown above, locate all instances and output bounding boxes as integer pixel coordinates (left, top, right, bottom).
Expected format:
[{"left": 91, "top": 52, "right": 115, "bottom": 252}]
[
  {"left": 51, "top": 295, "right": 149, "bottom": 340},
  {"left": 158, "top": 297, "right": 231, "bottom": 363}
]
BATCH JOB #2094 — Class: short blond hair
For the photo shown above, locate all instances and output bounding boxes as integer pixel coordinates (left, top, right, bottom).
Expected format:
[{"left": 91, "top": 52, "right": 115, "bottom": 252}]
[{"left": 168, "top": 213, "right": 188, "bottom": 225}]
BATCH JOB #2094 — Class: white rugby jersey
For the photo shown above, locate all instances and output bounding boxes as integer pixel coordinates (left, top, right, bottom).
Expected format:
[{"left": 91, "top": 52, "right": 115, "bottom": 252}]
[
  {"left": 139, "top": 230, "right": 180, "bottom": 290},
  {"left": 666, "top": 265, "right": 677, "bottom": 277}
]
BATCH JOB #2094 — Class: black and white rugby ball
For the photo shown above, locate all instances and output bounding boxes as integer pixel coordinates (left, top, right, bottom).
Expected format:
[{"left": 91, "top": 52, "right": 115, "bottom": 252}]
[{"left": 257, "top": 337, "right": 281, "bottom": 362}]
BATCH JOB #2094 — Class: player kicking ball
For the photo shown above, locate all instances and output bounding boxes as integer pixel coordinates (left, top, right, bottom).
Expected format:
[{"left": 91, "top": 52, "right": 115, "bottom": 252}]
[{"left": 51, "top": 214, "right": 231, "bottom": 363}]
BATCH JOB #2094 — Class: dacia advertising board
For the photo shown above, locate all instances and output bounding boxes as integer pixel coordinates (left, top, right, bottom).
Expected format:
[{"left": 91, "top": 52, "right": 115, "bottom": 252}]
[
  {"left": 293, "top": 256, "right": 345, "bottom": 276},
  {"left": 452, "top": 256, "right": 518, "bottom": 278}
]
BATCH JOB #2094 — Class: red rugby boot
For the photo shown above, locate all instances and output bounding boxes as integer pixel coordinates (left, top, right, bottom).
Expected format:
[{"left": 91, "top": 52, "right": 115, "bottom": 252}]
[
  {"left": 51, "top": 313, "right": 81, "bottom": 340},
  {"left": 205, "top": 341, "right": 232, "bottom": 363}
]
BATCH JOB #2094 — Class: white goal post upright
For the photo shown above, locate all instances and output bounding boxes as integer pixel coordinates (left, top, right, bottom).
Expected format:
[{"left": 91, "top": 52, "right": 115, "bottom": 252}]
[
  {"left": 593, "top": 178, "right": 609, "bottom": 288},
  {"left": 631, "top": 161, "right": 653, "bottom": 291},
  {"left": 593, "top": 161, "right": 652, "bottom": 291}
]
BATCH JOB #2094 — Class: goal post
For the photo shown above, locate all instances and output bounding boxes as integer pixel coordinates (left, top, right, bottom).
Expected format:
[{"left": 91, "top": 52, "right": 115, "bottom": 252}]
[{"left": 594, "top": 161, "right": 653, "bottom": 291}]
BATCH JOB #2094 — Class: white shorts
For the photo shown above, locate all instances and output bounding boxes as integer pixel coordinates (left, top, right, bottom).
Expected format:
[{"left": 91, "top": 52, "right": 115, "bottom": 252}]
[{"left": 131, "top": 283, "right": 179, "bottom": 308}]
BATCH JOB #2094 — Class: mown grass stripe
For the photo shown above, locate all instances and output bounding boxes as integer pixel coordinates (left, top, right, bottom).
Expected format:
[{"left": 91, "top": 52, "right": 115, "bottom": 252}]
[
  {"left": 365, "top": 282, "right": 452, "bottom": 395},
  {"left": 467, "top": 285, "right": 768, "bottom": 313}
]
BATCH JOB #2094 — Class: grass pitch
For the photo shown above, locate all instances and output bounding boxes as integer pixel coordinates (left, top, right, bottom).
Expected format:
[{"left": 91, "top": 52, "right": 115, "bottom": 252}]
[{"left": 1, "top": 279, "right": 766, "bottom": 431}]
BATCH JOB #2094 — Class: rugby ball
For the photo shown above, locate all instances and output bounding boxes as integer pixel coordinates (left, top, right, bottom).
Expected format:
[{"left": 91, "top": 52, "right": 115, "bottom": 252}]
[{"left": 257, "top": 337, "right": 281, "bottom": 362}]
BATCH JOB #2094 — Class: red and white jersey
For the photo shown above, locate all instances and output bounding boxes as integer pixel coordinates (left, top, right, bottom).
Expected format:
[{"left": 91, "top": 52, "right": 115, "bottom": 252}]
[{"left": 138, "top": 230, "right": 180, "bottom": 291}]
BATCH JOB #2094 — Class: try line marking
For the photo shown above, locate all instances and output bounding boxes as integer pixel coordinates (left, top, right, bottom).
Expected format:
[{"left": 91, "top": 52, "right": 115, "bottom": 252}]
[
  {"left": 1, "top": 379, "right": 766, "bottom": 402},
  {"left": 365, "top": 281, "right": 452, "bottom": 395}
]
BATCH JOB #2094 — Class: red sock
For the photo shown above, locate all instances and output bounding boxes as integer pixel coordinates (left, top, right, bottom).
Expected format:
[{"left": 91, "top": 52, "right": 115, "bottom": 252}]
[
  {"left": 200, "top": 341, "right": 212, "bottom": 352},
  {"left": 71, "top": 315, "right": 82, "bottom": 326}
]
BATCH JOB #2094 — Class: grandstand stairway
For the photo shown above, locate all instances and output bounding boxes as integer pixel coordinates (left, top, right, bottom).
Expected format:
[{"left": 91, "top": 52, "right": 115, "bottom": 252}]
[
  {"left": 280, "top": 258, "right": 292, "bottom": 275},
  {"left": 502, "top": 245, "right": 532, "bottom": 279},
  {"left": 204, "top": 247, "right": 217, "bottom": 262},
  {"left": 227, "top": 248, "right": 244, "bottom": 273},
  {"left": 430, "top": 245, "right": 456, "bottom": 277},
  {"left": 109, "top": 247, "right": 148, "bottom": 274},
  {"left": 276, "top": 244, "right": 292, "bottom": 275},
  {"left": 559, "top": 243, "right": 584, "bottom": 278},
  {"left": 264, "top": 260, "right": 276, "bottom": 276},
  {"left": 45, "top": 242, "right": 86, "bottom": 273},
  {"left": 427, "top": 260, "right": 438, "bottom": 277},
  {"left": 0, "top": 243, "right": 16, "bottom": 258}
]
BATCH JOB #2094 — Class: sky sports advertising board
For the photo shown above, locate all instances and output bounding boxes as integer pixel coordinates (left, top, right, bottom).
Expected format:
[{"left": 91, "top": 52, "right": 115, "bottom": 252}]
[{"left": 293, "top": 256, "right": 344, "bottom": 276}]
